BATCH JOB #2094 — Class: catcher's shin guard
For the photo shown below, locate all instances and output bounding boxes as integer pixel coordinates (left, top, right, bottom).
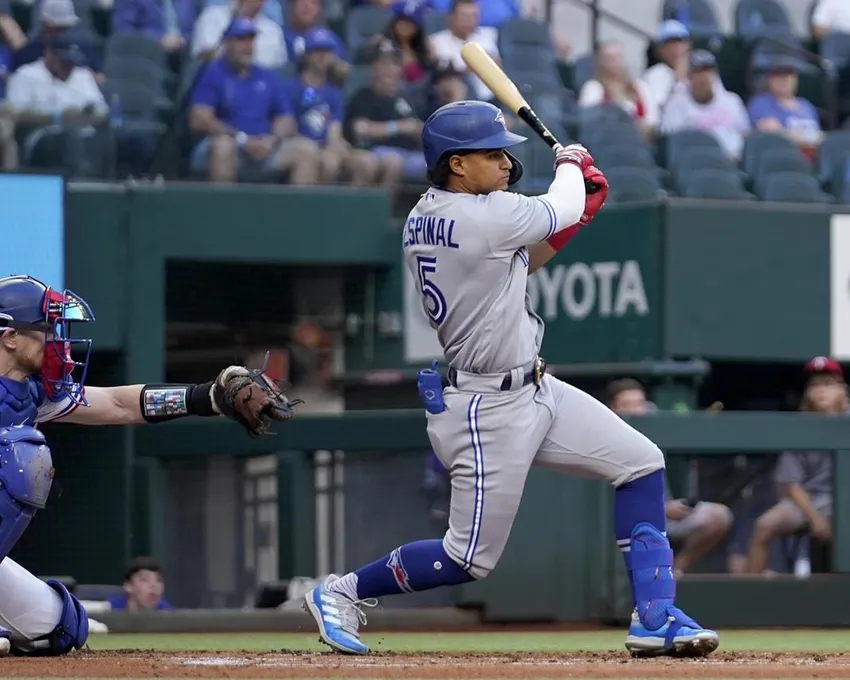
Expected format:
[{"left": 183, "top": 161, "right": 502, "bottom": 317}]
[
  {"left": 623, "top": 522, "right": 718, "bottom": 657},
  {"left": 12, "top": 580, "right": 88, "bottom": 656}
]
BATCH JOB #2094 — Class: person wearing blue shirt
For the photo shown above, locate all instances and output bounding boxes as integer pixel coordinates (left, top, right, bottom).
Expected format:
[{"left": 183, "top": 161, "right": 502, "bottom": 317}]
[
  {"left": 426, "top": 0, "right": 518, "bottom": 28},
  {"left": 283, "top": 0, "right": 349, "bottom": 84},
  {"left": 188, "top": 17, "right": 322, "bottom": 184},
  {"left": 281, "top": 27, "right": 379, "bottom": 185},
  {"left": 0, "top": 42, "right": 15, "bottom": 169},
  {"left": 748, "top": 57, "right": 823, "bottom": 158},
  {"left": 106, "top": 557, "right": 174, "bottom": 612}
]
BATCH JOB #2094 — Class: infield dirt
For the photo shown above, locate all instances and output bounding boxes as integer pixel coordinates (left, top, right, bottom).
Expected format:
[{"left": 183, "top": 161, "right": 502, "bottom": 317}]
[{"left": 2, "top": 650, "right": 850, "bottom": 678}]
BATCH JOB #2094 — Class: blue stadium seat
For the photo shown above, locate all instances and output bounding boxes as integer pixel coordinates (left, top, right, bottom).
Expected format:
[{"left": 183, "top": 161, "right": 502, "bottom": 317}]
[
  {"left": 735, "top": 0, "right": 793, "bottom": 42},
  {"left": 683, "top": 169, "right": 751, "bottom": 200},
  {"left": 604, "top": 166, "right": 664, "bottom": 204},
  {"left": 760, "top": 172, "right": 831, "bottom": 203}
]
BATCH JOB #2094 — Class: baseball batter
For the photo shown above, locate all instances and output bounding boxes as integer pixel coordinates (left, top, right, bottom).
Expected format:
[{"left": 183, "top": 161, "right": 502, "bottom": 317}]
[
  {"left": 304, "top": 101, "right": 719, "bottom": 658},
  {"left": 0, "top": 274, "right": 299, "bottom": 656}
]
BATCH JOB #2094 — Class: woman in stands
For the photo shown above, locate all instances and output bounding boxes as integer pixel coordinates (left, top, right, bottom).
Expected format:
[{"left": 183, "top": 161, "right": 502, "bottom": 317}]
[
  {"left": 578, "top": 41, "right": 659, "bottom": 141},
  {"left": 375, "top": 0, "right": 434, "bottom": 84}
]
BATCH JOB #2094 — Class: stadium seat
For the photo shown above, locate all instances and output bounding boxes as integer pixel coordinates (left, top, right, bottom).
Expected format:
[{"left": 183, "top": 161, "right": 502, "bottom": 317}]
[
  {"left": 604, "top": 166, "right": 664, "bottom": 203},
  {"left": 570, "top": 53, "right": 595, "bottom": 92},
  {"left": 683, "top": 169, "right": 751, "bottom": 200},
  {"left": 594, "top": 144, "right": 658, "bottom": 171},
  {"left": 662, "top": 129, "right": 724, "bottom": 174},
  {"left": 343, "top": 65, "right": 372, "bottom": 98},
  {"left": 754, "top": 148, "right": 812, "bottom": 196},
  {"left": 103, "top": 55, "right": 169, "bottom": 97},
  {"left": 741, "top": 131, "right": 799, "bottom": 178},
  {"left": 675, "top": 147, "right": 742, "bottom": 190},
  {"left": 821, "top": 32, "right": 850, "bottom": 71},
  {"left": 498, "top": 18, "right": 551, "bottom": 52},
  {"left": 104, "top": 33, "right": 166, "bottom": 70},
  {"left": 661, "top": 0, "right": 721, "bottom": 38},
  {"left": 760, "top": 172, "right": 831, "bottom": 203},
  {"left": 734, "top": 0, "right": 793, "bottom": 42},
  {"left": 346, "top": 5, "right": 389, "bottom": 54},
  {"left": 527, "top": 88, "right": 578, "bottom": 132},
  {"left": 816, "top": 130, "right": 850, "bottom": 189}
]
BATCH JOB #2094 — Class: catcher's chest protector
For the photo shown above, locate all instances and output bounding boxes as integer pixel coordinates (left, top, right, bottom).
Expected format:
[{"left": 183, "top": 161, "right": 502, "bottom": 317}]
[{"left": 0, "top": 377, "right": 39, "bottom": 428}]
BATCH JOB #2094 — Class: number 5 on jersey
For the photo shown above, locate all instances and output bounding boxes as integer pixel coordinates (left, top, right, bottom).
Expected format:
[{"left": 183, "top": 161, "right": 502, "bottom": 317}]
[{"left": 416, "top": 255, "right": 447, "bottom": 327}]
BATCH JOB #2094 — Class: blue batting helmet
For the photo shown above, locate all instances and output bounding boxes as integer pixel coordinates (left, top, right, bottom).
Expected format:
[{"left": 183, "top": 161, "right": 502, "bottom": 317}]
[
  {"left": 422, "top": 100, "right": 526, "bottom": 187},
  {"left": 0, "top": 275, "right": 95, "bottom": 406}
]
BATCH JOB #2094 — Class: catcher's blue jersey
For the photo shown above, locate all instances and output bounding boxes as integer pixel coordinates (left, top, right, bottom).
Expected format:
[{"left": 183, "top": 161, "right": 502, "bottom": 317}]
[{"left": 0, "top": 377, "right": 80, "bottom": 427}]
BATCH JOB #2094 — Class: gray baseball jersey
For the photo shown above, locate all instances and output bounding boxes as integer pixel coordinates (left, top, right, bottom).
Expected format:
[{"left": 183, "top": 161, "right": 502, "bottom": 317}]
[
  {"left": 402, "top": 187, "right": 556, "bottom": 374},
  {"left": 403, "top": 186, "right": 664, "bottom": 578}
]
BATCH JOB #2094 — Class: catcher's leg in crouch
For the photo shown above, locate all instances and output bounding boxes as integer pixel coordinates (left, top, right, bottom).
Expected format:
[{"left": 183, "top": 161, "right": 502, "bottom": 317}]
[
  {"left": 0, "top": 428, "right": 88, "bottom": 656},
  {"left": 303, "top": 376, "right": 718, "bottom": 657}
]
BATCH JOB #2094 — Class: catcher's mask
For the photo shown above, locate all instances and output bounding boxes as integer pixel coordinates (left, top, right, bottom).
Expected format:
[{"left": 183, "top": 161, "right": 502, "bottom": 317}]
[{"left": 0, "top": 275, "right": 95, "bottom": 405}]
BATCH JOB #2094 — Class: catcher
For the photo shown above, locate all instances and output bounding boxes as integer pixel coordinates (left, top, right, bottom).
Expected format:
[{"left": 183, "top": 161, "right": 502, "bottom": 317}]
[{"left": 0, "top": 274, "right": 299, "bottom": 657}]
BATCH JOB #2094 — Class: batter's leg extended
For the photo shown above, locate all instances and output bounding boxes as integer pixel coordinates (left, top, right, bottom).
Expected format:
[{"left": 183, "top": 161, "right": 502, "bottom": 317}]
[
  {"left": 303, "top": 384, "right": 549, "bottom": 654},
  {"left": 532, "top": 377, "right": 719, "bottom": 658}
]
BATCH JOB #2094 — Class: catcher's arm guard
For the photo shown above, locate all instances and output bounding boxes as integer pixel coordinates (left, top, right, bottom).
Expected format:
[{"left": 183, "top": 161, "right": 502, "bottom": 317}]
[{"left": 212, "top": 354, "right": 303, "bottom": 437}]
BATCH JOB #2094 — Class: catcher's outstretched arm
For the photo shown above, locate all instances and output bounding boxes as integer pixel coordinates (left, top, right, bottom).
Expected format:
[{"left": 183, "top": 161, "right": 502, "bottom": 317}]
[{"left": 55, "top": 383, "right": 220, "bottom": 425}]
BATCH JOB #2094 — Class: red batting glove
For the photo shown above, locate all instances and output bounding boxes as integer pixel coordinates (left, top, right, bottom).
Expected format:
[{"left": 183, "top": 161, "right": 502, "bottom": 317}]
[
  {"left": 578, "top": 165, "right": 608, "bottom": 226},
  {"left": 553, "top": 143, "right": 594, "bottom": 172},
  {"left": 546, "top": 165, "right": 609, "bottom": 252}
]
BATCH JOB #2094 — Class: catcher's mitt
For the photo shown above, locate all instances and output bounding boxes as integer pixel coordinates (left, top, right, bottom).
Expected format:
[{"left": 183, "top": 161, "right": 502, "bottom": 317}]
[{"left": 212, "top": 361, "right": 303, "bottom": 437}]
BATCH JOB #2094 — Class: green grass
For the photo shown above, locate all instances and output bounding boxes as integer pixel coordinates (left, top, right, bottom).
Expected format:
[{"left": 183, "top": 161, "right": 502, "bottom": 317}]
[{"left": 85, "top": 629, "right": 850, "bottom": 653}]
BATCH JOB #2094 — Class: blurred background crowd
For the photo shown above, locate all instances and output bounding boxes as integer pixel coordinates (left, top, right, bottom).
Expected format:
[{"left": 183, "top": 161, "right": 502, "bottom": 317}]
[{"left": 2, "top": 0, "right": 850, "bottom": 203}]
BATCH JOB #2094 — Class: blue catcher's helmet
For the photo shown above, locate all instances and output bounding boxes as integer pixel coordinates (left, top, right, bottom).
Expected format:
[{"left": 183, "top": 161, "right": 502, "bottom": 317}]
[
  {"left": 422, "top": 100, "right": 527, "bottom": 187},
  {"left": 0, "top": 275, "right": 95, "bottom": 406}
]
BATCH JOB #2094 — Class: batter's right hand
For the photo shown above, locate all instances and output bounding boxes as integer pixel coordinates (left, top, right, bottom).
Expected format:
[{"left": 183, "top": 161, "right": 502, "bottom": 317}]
[{"left": 553, "top": 143, "right": 594, "bottom": 172}]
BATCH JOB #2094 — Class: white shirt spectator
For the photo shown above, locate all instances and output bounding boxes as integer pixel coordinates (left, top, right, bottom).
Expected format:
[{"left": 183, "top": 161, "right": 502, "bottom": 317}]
[
  {"left": 812, "top": 0, "right": 850, "bottom": 36},
  {"left": 192, "top": 5, "right": 287, "bottom": 69},
  {"left": 6, "top": 60, "right": 107, "bottom": 116},
  {"left": 642, "top": 62, "right": 680, "bottom": 111},
  {"left": 578, "top": 78, "right": 659, "bottom": 130},
  {"left": 660, "top": 82, "right": 751, "bottom": 160},
  {"left": 430, "top": 26, "right": 499, "bottom": 101}
]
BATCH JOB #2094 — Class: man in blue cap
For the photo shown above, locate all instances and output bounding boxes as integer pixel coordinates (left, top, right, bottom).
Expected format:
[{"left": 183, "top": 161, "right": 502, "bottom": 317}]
[
  {"left": 280, "top": 27, "right": 380, "bottom": 185},
  {"left": 189, "top": 17, "right": 321, "bottom": 184},
  {"left": 191, "top": 0, "right": 286, "bottom": 70}
]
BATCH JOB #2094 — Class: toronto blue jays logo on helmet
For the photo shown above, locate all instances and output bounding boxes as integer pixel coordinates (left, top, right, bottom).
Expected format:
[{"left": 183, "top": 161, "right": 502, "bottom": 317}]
[{"left": 494, "top": 110, "right": 507, "bottom": 130}]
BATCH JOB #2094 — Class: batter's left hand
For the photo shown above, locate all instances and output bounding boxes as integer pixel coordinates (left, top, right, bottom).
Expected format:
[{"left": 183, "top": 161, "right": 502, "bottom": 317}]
[{"left": 579, "top": 166, "right": 608, "bottom": 226}]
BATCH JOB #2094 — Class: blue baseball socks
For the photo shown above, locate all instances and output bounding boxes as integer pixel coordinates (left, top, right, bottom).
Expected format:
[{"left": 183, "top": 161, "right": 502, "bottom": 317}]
[
  {"left": 614, "top": 468, "right": 675, "bottom": 630},
  {"left": 327, "top": 539, "right": 473, "bottom": 601}
]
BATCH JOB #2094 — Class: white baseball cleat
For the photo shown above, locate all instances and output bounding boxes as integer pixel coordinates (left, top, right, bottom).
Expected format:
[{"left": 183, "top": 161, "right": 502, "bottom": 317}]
[{"left": 303, "top": 575, "right": 376, "bottom": 655}]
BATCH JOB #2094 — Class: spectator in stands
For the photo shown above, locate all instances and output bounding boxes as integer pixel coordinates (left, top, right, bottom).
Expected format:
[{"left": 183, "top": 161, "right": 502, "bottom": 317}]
[
  {"left": 748, "top": 58, "right": 822, "bottom": 161},
  {"left": 192, "top": 0, "right": 287, "bottom": 69},
  {"left": 422, "top": 61, "right": 467, "bottom": 117},
  {"left": 0, "top": 30, "right": 15, "bottom": 168},
  {"left": 746, "top": 357, "right": 847, "bottom": 575},
  {"left": 660, "top": 50, "right": 750, "bottom": 161},
  {"left": 428, "top": 0, "right": 518, "bottom": 28},
  {"left": 641, "top": 20, "right": 690, "bottom": 115},
  {"left": 607, "top": 379, "right": 733, "bottom": 576},
  {"left": 108, "top": 557, "right": 173, "bottom": 611},
  {"left": 284, "top": 0, "right": 349, "bottom": 84},
  {"left": 203, "top": 0, "right": 282, "bottom": 27},
  {"left": 188, "top": 18, "right": 320, "bottom": 184},
  {"left": 0, "top": 0, "right": 25, "bottom": 53},
  {"left": 372, "top": 0, "right": 434, "bottom": 85},
  {"left": 110, "top": 0, "right": 197, "bottom": 57},
  {"left": 282, "top": 28, "right": 379, "bottom": 185},
  {"left": 429, "top": 0, "right": 499, "bottom": 101},
  {"left": 344, "top": 41, "right": 427, "bottom": 187},
  {"left": 7, "top": 34, "right": 106, "bottom": 128},
  {"left": 12, "top": 0, "right": 101, "bottom": 78},
  {"left": 579, "top": 41, "right": 658, "bottom": 140},
  {"left": 811, "top": 0, "right": 850, "bottom": 40}
]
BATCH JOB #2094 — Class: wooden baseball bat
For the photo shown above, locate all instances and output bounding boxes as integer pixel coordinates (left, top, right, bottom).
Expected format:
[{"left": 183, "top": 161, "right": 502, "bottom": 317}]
[{"left": 460, "top": 41, "right": 599, "bottom": 193}]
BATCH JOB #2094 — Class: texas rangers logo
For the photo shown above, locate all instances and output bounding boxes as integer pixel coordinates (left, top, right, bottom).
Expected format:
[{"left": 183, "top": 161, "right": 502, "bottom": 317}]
[{"left": 386, "top": 548, "right": 414, "bottom": 593}]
